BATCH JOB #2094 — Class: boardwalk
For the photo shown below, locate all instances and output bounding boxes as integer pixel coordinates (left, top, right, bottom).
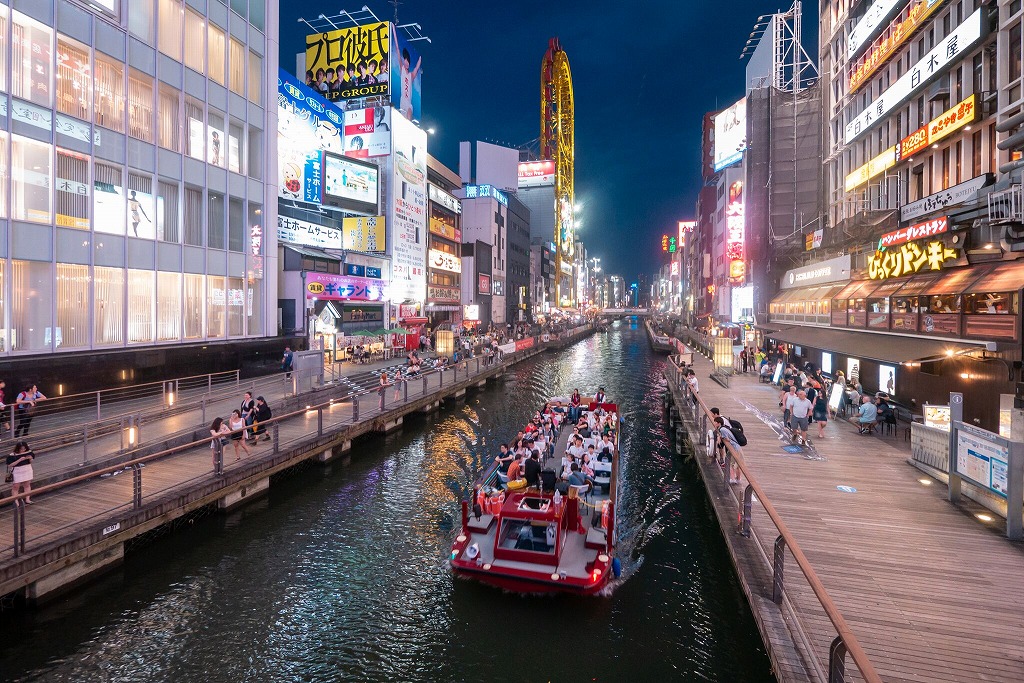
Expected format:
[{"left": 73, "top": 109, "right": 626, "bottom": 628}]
[{"left": 668, "top": 354, "right": 1024, "bottom": 683}]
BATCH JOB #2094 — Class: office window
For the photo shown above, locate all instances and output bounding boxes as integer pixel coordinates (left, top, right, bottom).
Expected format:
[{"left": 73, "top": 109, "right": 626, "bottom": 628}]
[
  {"left": 208, "top": 22, "right": 226, "bottom": 85},
  {"left": 95, "top": 54, "right": 125, "bottom": 133},
  {"left": 129, "top": 0, "right": 155, "bottom": 43},
  {"left": 207, "top": 274, "right": 225, "bottom": 338},
  {"left": 56, "top": 149, "right": 89, "bottom": 229},
  {"left": 207, "top": 191, "right": 225, "bottom": 249},
  {"left": 183, "top": 185, "right": 203, "bottom": 246},
  {"left": 0, "top": 133, "right": 7, "bottom": 218},
  {"left": 127, "top": 173, "right": 155, "bottom": 239},
  {"left": 249, "top": 0, "right": 265, "bottom": 32},
  {"left": 227, "top": 276, "right": 244, "bottom": 336},
  {"left": 56, "top": 35, "right": 91, "bottom": 121},
  {"left": 1012, "top": 23, "right": 1022, "bottom": 84},
  {"left": 228, "top": 120, "right": 244, "bottom": 174},
  {"left": 972, "top": 130, "right": 982, "bottom": 177},
  {"left": 128, "top": 70, "right": 155, "bottom": 143},
  {"left": 229, "top": 38, "right": 245, "bottom": 96},
  {"left": 183, "top": 273, "right": 204, "bottom": 338},
  {"left": 12, "top": 135, "right": 51, "bottom": 223},
  {"left": 989, "top": 123, "right": 997, "bottom": 173},
  {"left": 954, "top": 140, "right": 962, "bottom": 186},
  {"left": 208, "top": 111, "right": 226, "bottom": 168},
  {"left": 95, "top": 164, "right": 125, "bottom": 235},
  {"left": 158, "top": 181, "right": 180, "bottom": 243},
  {"left": 128, "top": 269, "right": 155, "bottom": 343},
  {"left": 0, "top": 7, "right": 8, "bottom": 93},
  {"left": 230, "top": 0, "right": 247, "bottom": 18},
  {"left": 12, "top": 10, "right": 53, "bottom": 107},
  {"left": 11, "top": 260, "right": 52, "bottom": 352},
  {"left": 56, "top": 263, "right": 90, "bottom": 349},
  {"left": 247, "top": 126, "right": 262, "bottom": 179},
  {"left": 185, "top": 96, "right": 204, "bottom": 161},
  {"left": 184, "top": 9, "right": 205, "bottom": 75},
  {"left": 94, "top": 266, "right": 125, "bottom": 346},
  {"left": 248, "top": 51, "right": 262, "bottom": 104},
  {"left": 228, "top": 197, "right": 244, "bottom": 251},
  {"left": 158, "top": 83, "right": 181, "bottom": 152},
  {"left": 157, "top": 271, "right": 181, "bottom": 340},
  {"left": 158, "top": 0, "right": 183, "bottom": 62}
]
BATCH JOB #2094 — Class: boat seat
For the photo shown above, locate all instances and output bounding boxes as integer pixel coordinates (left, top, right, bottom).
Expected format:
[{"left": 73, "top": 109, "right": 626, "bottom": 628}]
[
  {"left": 585, "top": 526, "right": 607, "bottom": 550},
  {"left": 467, "top": 513, "right": 495, "bottom": 533}
]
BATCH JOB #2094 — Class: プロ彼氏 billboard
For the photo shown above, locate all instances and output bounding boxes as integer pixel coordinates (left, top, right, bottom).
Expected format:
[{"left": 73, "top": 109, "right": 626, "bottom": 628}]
[
  {"left": 305, "top": 21, "right": 390, "bottom": 102},
  {"left": 713, "top": 98, "right": 747, "bottom": 171}
]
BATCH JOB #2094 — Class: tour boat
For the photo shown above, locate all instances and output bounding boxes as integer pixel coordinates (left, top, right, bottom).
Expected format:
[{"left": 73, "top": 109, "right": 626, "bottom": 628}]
[
  {"left": 450, "top": 399, "right": 621, "bottom": 595},
  {"left": 644, "top": 320, "right": 674, "bottom": 353}
]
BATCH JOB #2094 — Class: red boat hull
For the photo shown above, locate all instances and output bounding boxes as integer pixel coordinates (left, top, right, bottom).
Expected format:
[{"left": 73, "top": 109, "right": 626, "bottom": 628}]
[{"left": 451, "top": 563, "right": 609, "bottom": 595}]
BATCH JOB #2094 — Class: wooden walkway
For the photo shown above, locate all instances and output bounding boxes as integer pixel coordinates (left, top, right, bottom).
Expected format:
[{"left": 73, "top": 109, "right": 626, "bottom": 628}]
[{"left": 670, "top": 355, "right": 1024, "bottom": 683}]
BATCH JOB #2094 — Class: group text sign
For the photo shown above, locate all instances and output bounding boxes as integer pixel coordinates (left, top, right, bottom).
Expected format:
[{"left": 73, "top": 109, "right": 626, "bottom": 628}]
[{"left": 306, "top": 22, "right": 390, "bottom": 102}]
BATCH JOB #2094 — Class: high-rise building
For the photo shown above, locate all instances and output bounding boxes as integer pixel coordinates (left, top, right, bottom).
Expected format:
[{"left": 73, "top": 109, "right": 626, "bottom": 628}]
[
  {"left": 0, "top": 0, "right": 278, "bottom": 387},
  {"left": 425, "top": 155, "right": 463, "bottom": 330},
  {"left": 506, "top": 193, "right": 532, "bottom": 322},
  {"left": 458, "top": 184, "right": 508, "bottom": 326}
]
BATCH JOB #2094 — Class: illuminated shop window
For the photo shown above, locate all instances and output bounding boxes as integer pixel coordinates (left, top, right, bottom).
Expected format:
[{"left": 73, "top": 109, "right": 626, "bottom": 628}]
[
  {"left": 227, "top": 275, "right": 244, "bottom": 336},
  {"left": 208, "top": 22, "right": 226, "bottom": 86},
  {"left": 157, "top": 271, "right": 182, "bottom": 340},
  {"left": 94, "top": 164, "right": 125, "bottom": 235},
  {"left": 12, "top": 11, "right": 53, "bottom": 108},
  {"left": 128, "top": 269, "right": 155, "bottom": 343},
  {"left": 11, "top": 260, "right": 52, "bottom": 352},
  {"left": 94, "top": 54, "right": 125, "bottom": 133},
  {"left": 12, "top": 135, "right": 52, "bottom": 223},
  {"left": 57, "top": 35, "right": 91, "bottom": 122},
  {"left": 207, "top": 274, "right": 226, "bottom": 338},
  {"left": 56, "top": 148, "right": 89, "bottom": 229},
  {"left": 158, "top": 83, "right": 182, "bottom": 152},
  {"left": 127, "top": 173, "right": 156, "bottom": 239},
  {"left": 248, "top": 51, "right": 262, "bottom": 105},
  {"left": 158, "top": 0, "right": 183, "bottom": 62},
  {"left": 229, "top": 38, "right": 245, "bottom": 96},
  {"left": 184, "top": 9, "right": 206, "bottom": 76},
  {"left": 94, "top": 266, "right": 124, "bottom": 346},
  {"left": 184, "top": 273, "right": 204, "bottom": 338},
  {"left": 185, "top": 96, "right": 204, "bottom": 161},
  {"left": 157, "top": 180, "right": 180, "bottom": 243},
  {"left": 55, "top": 263, "right": 90, "bottom": 349},
  {"left": 128, "top": 70, "right": 155, "bottom": 143}
]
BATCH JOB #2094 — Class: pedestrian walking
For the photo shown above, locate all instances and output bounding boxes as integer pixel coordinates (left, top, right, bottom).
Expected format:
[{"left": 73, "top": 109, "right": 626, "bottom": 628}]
[
  {"left": 282, "top": 346, "right": 294, "bottom": 379},
  {"left": 209, "top": 417, "right": 231, "bottom": 468},
  {"left": 227, "top": 409, "right": 252, "bottom": 461},
  {"left": 249, "top": 396, "right": 272, "bottom": 443},
  {"left": 6, "top": 441, "right": 34, "bottom": 503},
  {"left": 813, "top": 385, "right": 829, "bottom": 438},
  {"left": 789, "top": 390, "right": 813, "bottom": 445},
  {"left": 15, "top": 384, "right": 46, "bottom": 438},
  {"left": 240, "top": 391, "right": 256, "bottom": 428}
]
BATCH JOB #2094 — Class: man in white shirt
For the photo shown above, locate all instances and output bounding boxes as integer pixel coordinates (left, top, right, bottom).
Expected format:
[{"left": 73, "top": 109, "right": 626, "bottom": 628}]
[
  {"left": 789, "top": 390, "right": 813, "bottom": 445},
  {"left": 566, "top": 436, "right": 586, "bottom": 460}
]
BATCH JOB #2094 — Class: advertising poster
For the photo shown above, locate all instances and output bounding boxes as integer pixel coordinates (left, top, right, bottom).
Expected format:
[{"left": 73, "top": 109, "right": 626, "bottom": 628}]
[
  {"left": 828, "top": 384, "right": 845, "bottom": 414},
  {"left": 821, "top": 351, "right": 833, "bottom": 376},
  {"left": 305, "top": 273, "right": 385, "bottom": 302},
  {"left": 923, "top": 404, "right": 951, "bottom": 431},
  {"left": 391, "top": 31, "right": 423, "bottom": 122},
  {"left": 277, "top": 70, "right": 346, "bottom": 204},
  {"left": 388, "top": 112, "right": 428, "bottom": 304},
  {"left": 847, "top": 358, "right": 860, "bottom": 382},
  {"left": 277, "top": 215, "right": 343, "bottom": 249},
  {"left": 342, "top": 215, "right": 386, "bottom": 252},
  {"left": 344, "top": 106, "right": 392, "bottom": 158},
  {"left": 94, "top": 180, "right": 125, "bottom": 235},
  {"left": 323, "top": 154, "right": 380, "bottom": 214},
  {"left": 713, "top": 98, "right": 746, "bottom": 171},
  {"left": 956, "top": 426, "right": 1010, "bottom": 497},
  {"left": 305, "top": 22, "right": 390, "bottom": 102},
  {"left": 478, "top": 273, "right": 492, "bottom": 295},
  {"left": 878, "top": 364, "right": 897, "bottom": 397},
  {"left": 208, "top": 124, "right": 226, "bottom": 168},
  {"left": 518, "top": 160, "right": 556, "bottom": 188},
  {"left": 127, "top": 187, "right": 156, "bottom": 239}
]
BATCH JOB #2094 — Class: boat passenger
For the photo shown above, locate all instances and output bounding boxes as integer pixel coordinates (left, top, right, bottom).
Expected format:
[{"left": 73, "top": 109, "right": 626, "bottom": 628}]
[
  {"left": 507, "top": 455, "right": 524, "bottom": 482},
  {"left": 524, "top": 451, "right": 542, "bottom": 488},
  {"left": 495, "top": 444, "right": 514, "bottom": 473},
  {"left": 566, "top": 435, "right": 586, "bottom": 460},
  {"left": 594, "top": 387, "right": 607, "bottom": 404},
  {"left": 556, "top": 462, "right": 594, "bottom": 495}
]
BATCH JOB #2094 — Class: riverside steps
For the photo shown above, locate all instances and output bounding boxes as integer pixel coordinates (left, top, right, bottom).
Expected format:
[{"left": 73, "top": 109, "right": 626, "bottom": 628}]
[
  {"left": 664, "top": 352, "right": 1024, "bottom": 683},
  {"left": 0, "top": 326, "right": 595, "bottom": 604}
]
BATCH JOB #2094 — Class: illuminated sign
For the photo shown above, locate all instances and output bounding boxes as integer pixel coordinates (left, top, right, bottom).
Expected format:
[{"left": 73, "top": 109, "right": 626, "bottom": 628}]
[
  {"left": 305, "top": 22, "right": 390, "bottom": 102},
  {"left": 668, "top": 236, "right": 678, "bottom": 253},
  {"left": 478, "top": 273, "right": 491, "bottom": 295},
  {"left": 428, "top": 183, "right": 462, "bottom": 214},
  {"left": 427, "top": 285, "right": 460, "bottom": 303},
  {"left": 517, "top": 160, "right": 556, "bottom": 188},
  {"left": 323, "top": 153, "right": 380, "bottom": 214},
  {"left": 713, "top": 99, "right": 746, "bottom": 171},
  {"left": 661, "top": 234, "right": 669, "bottom": 252},
  {"left": 848, "top": 0, "right": 908, "bottom": 59},
  {"left": 342, "top": 215, "right": 386, "bottom": 252},
  {"left": 343, "top": 106, "right": 392, "bottom": 158},
  {"left": 849, "top": 0, "right": 943, "bottom": 93},
  {"left": 305, "top": 273, "right": 386, "bottom": 301},
  {"left": 726, "top": 181, "right": 745, "bottom": 283},
  {"left": 463, "top": 184, "right": 508, "bottom": 207},
  {"left": 845, "top": 145, "right": 898, "bottom": 191},
  {"left": 670, "top": 261, "right": 680, "bottom": 276},
  {"left": 429, "top": 215, "right": 461, "bottom": 242},
  {"left": 782, "top": 255, "right": 851, "bottom": 289},
  {"left": 878, "top": 217, "right": 948, "bottom": 248},
  {"left": 901, "top": 174, "right": 993, "bottom": 221},
  {"left": 464, "top": 304, "right": 480, "bottom": 320},
  {"left": 868, "top": 239, "right": 959, "bottom": 279},
  {"left": 428, "top": 248, "right": 461, "bottom": 273},
  {"left": 805, "top": 229, "right": 823, "bottom": 251},
  {"left": 899, "top": 126, "right": 930, "bottom": 159},
  {"left": 900, "top": 94, "right": 978, "bottom": 161},
  {"left": 845, "top": 9, "right": 982, "bottom": 145},
  {"left": 277, "top": 215, "right": 343, "bottom": 249}
]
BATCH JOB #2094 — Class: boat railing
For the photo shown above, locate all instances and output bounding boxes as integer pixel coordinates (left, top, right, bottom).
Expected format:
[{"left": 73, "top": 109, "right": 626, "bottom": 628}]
[{"left": 665, "top": 358, "right": 881, "bottom": 683}]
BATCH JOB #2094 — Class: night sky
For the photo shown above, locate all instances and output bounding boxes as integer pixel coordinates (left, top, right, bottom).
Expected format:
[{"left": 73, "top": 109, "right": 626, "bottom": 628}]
[{"left": 280, "top": 1, "right": 793, "bottom": 281}]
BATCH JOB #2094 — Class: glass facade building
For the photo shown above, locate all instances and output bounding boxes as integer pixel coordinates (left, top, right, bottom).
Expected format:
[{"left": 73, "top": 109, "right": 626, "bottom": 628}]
[{"left": 0, "top": 0, "right": 277, "bottom": 356}]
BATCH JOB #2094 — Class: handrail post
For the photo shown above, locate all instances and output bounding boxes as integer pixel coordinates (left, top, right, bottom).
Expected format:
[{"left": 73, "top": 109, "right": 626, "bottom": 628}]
[
  {"left": 201, "top": 399, "right": 207, "bottom": 425},
  {"left": 272, "top": 423, "right": 280, "bottom": 454},
  {"left": 352, "top": 397, "right": 359, "bottom": 423},
  {"left": 119, "top": 416, "right": 126, "bottom": 452},
  {"left": 132, "top": 464, "right": 143, "bottom": 508},
  {"left": 773, "top": 535, "right": 786, "bottom": 604},
  {"left": 82, "top": 425, "right": 89, "bottom": 465},
  {"left": 208, "top": 373, "right": 212, "bottom": 392},
  {"left": 8, "top": 404, "right": 13, "bottom": 438},
  {"left": 723, "top": 449, "right": 732, "bottom": 485},
  {"left": 12, "top": 499, "right": 23, "bottom": 557},
  {"left": 404, "top": 378, "right": 409, "bottom": 402},
  {"left": 214, "top": 438, "right": 224, "bottom": 476},
  {"left": 422, "top": 376, "right": 427, "bottom": 396},
  {"left": 829, "top": 636, "right": 847, "bottom": 683},
  {"left": 740, "top": 484, "right": 753, "bottom": 537},
  {"left": 235, "top": 369, "right": 240, "bottom": 386},
  {"left": 96, "top": 392, "right": 102, "bottom": 420},
  {"left": 379, "top": 387, "right": 385, "bottom": 412},
  {"left": 317, "top": 407, "right": 323, "bottom": 437}
]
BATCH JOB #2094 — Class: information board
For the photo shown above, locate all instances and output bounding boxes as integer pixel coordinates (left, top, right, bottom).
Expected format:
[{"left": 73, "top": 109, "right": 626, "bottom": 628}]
[{"left": 955, "top": 423, "right": 1009, "bottom": 498}]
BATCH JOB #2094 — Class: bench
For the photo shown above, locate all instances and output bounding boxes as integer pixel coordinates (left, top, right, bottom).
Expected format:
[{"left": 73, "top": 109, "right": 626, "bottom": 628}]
[{"left": 585, "top": 526, "right": 607, "bottom": 550}]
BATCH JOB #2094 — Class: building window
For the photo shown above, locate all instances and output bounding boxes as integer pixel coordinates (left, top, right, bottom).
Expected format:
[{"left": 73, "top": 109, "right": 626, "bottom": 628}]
[
  {"left": 0, "top": 133, "right": 8, "bottom": 218},
  {"left": 0, "top": 7, "right": 8, "bottom": 94},
  {"left": 941, "top": 147, "right": 950, "bottom": 189},
  {"left": 128, "top": 173, "right": 155, "bottom": 239},
  {"left": 12, "top": 10, "right": 53, "bottom": 107},
  {"left": 247, "top": 273, "right": 262, "bottom": 336},
  {"left": 954, "top": 140, "right": 962, "bottom": 186},
  {"left": 57, "top": 35, "right": 92, "bottom": 122},
  {"left": 129, "top": 0, "right": 155, "bottom": 43},
  {"left": 208, "top": 111, "right": 226, "bottom": 168},
  {"left": 229, "top": 37, "right": 245, "bottom": 96},
  {"left": 184, "top": 185, "right": 203, "bottom": 246},
  {"left": 228, "top": 120, "right": 244, "bottom": 174},
  {"left": 94, "top": 53, "right": 125, "bottom": 133},
  {"left": 56, "top": 149, "right": 89, "bottom": 229},
  {"left": 94, "top": 266, "right": 125, "bottom": 346},
  {"left": 157, "top": 271, "right": 181, "bottom": 340},
  {"left": 228, "top": 197, "right": 244, "bottom": 252},
  {"left": 158, "top": 0, "right": 183, "bottom": 61},
  {"left": 207, "top": 274, "right": 225, "bottom": 338},
  {"left": 95, "top": 164, "right": 125, "bottom": 235},
  {"left": 128, "top": 269, "right": 155, "bottom": 343},
  {"left": 972, "top": 130, "right": 982, "bottom": 178},
  {"left": 11, "top": 260, "right": 52, "bottom": 352},
  {"left": 989, "top": 123, "right": 997, "bottom": 173},
  {"left": 158, "top": 83, "right": 181, "bottom": 152},
  {"left": 128, "top": 70, "right": 155, "bottom": 142},
  {"left": 247, "top": 125, "right": 262, "bottom": 180},
  {"left": 208, "top": 191, "right": 224, "bottom": 249},
  {"left": 208, "top": 22, "right": 226, "bottom": 86},
  {"left": 184, "top": 273, "right": 204, "bottom": 338},
  {"left": 1011, "top": 23, "right": 1022, "bottom": 84},
  {"left": 227, "top": 276, "right": 244, "bottom": 336},
  {"left": 12, "top": 134, "right": 51, "bottom": 223},
  {"left": 184, "top": 9, "right": 206, "bottom": 75},
  {"left": 158, "top": 180, "right": 180, "bottom": 243},
  {"left": 248, "top": 51, "right": 262, "bottom": 104},
  {"left": 185, "top": 96, "right": 204, "bottom": 161},
  {"left": 55, "top": 263, "right": 90, "bottom": 349},
  {"left": 972, "top": 54, "right": 983, "bottom": 96},
  {"left": 250, "top": 0, "right": 265, "bottom": 32}
]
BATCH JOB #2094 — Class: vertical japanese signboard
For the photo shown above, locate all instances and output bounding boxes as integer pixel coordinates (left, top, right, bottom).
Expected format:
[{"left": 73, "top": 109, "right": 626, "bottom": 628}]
[
  {"left": 277, "top": 70, "right": 345, "bottom": 204},
  {"left": 726, "top": 181, "right": 745, "bottom": 283},
  {"left": 388, "top": 111, "right": 428, "bottom": 303}
]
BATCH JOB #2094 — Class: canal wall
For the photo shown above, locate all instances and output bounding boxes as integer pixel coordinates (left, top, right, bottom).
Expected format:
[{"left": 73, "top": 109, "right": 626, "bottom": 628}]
[{"left": 0, "top": 327, "right": 597, "bottom": 605}]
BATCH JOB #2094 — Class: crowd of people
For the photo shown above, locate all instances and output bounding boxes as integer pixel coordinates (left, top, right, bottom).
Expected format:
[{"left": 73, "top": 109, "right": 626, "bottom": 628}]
[{"left": 209, "top": 392, "right": 273, "bottom": 466}]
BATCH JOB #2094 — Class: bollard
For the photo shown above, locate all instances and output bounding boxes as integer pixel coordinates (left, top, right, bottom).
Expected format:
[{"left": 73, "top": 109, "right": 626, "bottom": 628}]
[
  {"left": 352, "top": 397, "right": 360, "bottom": 423},
  {"left": 422, "top": 376, "right": 428, "bottom": 396}
]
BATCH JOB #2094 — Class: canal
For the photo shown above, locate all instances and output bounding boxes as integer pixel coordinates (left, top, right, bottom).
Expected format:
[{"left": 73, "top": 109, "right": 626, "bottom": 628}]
[{"left": 0, "top": 321, "right": 774, "bottom": 682}]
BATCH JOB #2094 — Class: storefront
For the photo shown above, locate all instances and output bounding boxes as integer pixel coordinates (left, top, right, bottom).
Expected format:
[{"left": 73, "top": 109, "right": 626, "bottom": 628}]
[{"left": 305, "top": 272, "right": 387, "bottom": 360}]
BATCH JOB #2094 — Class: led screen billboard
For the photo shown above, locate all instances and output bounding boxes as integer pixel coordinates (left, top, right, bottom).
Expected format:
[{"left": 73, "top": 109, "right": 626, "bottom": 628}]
[
  {"left": 323, "top": 153, "right": 380, "bottom": 214},
  {"left": 518, "top": 160, "right": 556, "bottom": 188},
  {"left": 713, "top": 98, "right": 747, "bottom": 171}
]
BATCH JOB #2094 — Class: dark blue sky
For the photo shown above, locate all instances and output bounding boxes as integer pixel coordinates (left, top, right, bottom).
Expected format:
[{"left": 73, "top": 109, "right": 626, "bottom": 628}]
[{"left": 280, "top": 1, "right": 783, "bottom": 280}]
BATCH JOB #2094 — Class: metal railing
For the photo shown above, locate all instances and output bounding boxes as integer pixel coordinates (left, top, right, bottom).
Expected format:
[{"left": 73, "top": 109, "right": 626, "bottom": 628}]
[
  {"left": 0, "top": 331, "right": 589, "bottom": 567},
  {"left": 665, "top": 358, "right": 881, "bottom": 683},
  {"left": 988, "top": 184, "right": 1023, "bottom": 224}
]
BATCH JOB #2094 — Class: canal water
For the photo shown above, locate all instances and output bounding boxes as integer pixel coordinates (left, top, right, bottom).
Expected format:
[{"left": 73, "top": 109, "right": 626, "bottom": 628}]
[{"left": 0, "top": 321, "right": 774, "bottom": 682}]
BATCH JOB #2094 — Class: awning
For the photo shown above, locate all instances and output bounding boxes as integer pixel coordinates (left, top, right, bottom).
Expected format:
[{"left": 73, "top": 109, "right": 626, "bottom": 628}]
[
  {"left": 832, "top": 279, "right": 877, "bottom": 300},
  {"left": 765, "top": 324, "right": 984, "bottom": 364},
  {"left": 770, "top": 283, "right": 847, "bottom": 304},
  {"left": 964, "top": 260, "right": 1024, "bottom": 293},
  {"left": 426, "top": 305, "right": 461, "bottom": 312},
  {"left": 286, "top": 244, "right": 342, "bottom": 261}
]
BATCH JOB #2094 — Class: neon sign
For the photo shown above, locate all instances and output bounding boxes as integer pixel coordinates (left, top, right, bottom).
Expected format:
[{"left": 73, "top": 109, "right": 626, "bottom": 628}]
[
  {"left": 726, "top": 181, "right": 745, "bottom": 283},
  {"left": 878, "top": 217, "right": 948, "bottom": 249},
  {"left": 868, "top": 239, "right": 959, "bottom": 279}
]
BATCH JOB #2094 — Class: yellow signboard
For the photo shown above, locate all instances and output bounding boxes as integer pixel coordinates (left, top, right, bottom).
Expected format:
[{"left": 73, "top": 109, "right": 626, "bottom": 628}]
[
  {"left": 867, "top": 239, "right": 959, "bottom": 280},
  {"left": 342, "top": 215, "right": 386, "bottom": 252},
  {"left": 305, "top": 21, "right": 390, "bottom": 101},
  {"left": 845, "top": 145, "right": 897, "bottom": 192}
]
